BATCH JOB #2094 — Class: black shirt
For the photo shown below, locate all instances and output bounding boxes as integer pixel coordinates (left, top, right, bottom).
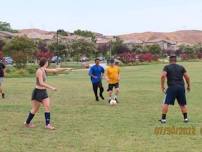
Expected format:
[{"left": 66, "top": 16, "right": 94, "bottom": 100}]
[
  {"left": 0, "top": 62, "right": 5, "bottom": 77},
  {"left": 163, "top": 64, "right": 186, "bottom": 87}
]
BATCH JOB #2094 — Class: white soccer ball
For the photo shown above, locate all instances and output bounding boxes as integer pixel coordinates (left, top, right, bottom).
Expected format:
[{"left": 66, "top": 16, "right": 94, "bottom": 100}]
[{"left": 110, "top": 99, "right": 117, "bottom": 105}]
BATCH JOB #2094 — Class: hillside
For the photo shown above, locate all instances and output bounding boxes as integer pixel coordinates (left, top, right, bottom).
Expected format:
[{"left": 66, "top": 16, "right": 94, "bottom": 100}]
[
  {"left": 118, "top": 30, "right": 202, "bottom": 44},
  {"left": 1, "top": 29, "right": 202, "bottom": 45}
]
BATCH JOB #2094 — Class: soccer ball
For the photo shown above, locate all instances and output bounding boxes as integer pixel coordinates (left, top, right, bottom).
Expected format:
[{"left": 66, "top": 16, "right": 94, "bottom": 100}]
[{"left": 110, "top": 99, "right": 117, "bottom": 105}]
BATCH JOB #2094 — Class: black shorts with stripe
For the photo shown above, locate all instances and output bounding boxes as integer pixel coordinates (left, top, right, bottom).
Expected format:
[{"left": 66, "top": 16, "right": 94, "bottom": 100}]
[
  {"left": 32, "top": 88, "right": 48, "bottom": 102},
  {"left": 107, "top": 83, "right": 119, "bottom": 91},
  {"left": 163, "top": 85, "right": 187, "bottom": 106}
]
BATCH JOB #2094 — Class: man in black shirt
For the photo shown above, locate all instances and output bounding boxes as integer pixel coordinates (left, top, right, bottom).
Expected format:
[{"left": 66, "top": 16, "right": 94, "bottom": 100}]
[
  {"left": 160, "top": 55, "right": 190, "bottom": 123},
  {"left": 0, "top": 60, "right": 5, "bottom": 98}
]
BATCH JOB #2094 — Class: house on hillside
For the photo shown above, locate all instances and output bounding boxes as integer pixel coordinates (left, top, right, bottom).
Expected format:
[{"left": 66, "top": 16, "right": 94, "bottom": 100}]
[
  {"left": 143, "top": 39, "right": 177, "bottom": 51},
  {"left": 0, "top": 31, "right": 13, "bottom": 39},
  {"left": 123, "top": 40, "right": 143, "bottom": 50}
]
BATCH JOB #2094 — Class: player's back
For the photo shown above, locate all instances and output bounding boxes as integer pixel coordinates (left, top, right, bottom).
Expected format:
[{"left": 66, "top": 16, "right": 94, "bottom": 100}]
[{"left": 164, "top": 64, "right": 186, "bottom": 86}]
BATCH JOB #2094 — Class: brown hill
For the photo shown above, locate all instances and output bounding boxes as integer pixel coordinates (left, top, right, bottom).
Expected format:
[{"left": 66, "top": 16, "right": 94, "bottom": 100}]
[
  {"left": 118, "top": 30, "right": 202, "bottom": 45},
  {"left": 16, "top": 29, "right": 55, "bottom": 40},
  {"left": 3, "top": 29, "right": 202, "bottom": 45}
]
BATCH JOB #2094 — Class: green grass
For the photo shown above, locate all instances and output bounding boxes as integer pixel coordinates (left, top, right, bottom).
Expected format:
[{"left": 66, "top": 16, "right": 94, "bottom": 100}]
[{"left": 0, "top": 62, "right": 202, "bottom": 152}]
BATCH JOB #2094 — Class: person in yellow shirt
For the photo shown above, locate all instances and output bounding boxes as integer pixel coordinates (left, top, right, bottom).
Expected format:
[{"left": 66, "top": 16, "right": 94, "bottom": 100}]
[{"left": 105, "top": 59, "right": 120, "bottom": 103}]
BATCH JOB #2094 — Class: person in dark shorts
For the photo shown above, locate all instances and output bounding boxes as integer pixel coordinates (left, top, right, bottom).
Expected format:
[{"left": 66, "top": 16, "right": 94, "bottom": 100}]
[
  {"left": 159, "top": 55, "right": 191, "bottom": 123},
  {"left": 89, "top": 58, "right": 105, "bottom": 101},
  {"left": 24, "top": 58, "right": 72, "bottom": 129},
  {"left": 105, "top": 59, "right": 120, "bottom": 103},
  {"left": 0, "top": 60, "right": 5, "bottom": 99}
]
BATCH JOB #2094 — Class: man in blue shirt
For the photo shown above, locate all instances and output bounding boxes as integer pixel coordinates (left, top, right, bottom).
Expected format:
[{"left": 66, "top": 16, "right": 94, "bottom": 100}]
[{"left": 89, "top": 58, "right": 105, "bottom": 101}]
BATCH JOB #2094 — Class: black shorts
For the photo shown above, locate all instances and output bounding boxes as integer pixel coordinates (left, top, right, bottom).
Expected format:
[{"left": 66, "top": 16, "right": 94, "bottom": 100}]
[
  {"left": 163, "top": 85, "right": 187, "bottom": 106},
  {"left": 32, "top": 88, "right": 48, "bottom": 102},
  {"left": 107, "top": 83, "right": 119, "bottom": 91}
]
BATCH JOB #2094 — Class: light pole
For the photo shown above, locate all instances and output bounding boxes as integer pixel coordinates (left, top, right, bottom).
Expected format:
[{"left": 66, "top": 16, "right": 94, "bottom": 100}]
[
  {"left": 109, "top": 36, "right": 116, "bottom": 60},
  {"left": 56, "top": 30, "right": 59, "bottom": 65},
  {"left": 109, "top": 40, "right": 112, "bottom": 59}
]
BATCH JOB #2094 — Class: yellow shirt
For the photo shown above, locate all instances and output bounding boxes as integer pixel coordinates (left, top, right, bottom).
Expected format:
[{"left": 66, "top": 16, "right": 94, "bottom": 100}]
[{"left": 106, "top": 65, "right": 120, "bottom": 84}]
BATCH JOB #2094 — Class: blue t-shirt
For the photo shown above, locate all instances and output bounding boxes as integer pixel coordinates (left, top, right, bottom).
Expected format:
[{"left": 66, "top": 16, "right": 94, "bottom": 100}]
[{"left": 89, "top": 65, "right": 104, "bottom": 84}]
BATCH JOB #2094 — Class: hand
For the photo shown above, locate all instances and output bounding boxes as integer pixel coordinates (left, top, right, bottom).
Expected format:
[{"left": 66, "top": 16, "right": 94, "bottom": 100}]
[
  {"left": 187, "top": 86, "right": 191, "bottom": 92},
  {"left": 161, "top": 87, "right": 166, "bottom": 93},
  {"left": 51, "top": 87, "right": 57, "bottom": 91},
  {"left": 93, "top": 76, "right": 98, "bottom": 79},
  {"left": 106, "top": 78, "right": 110, "bottom": 83},
  {"left": 66, "top": 68, "right": 73, "bottom": 71}
]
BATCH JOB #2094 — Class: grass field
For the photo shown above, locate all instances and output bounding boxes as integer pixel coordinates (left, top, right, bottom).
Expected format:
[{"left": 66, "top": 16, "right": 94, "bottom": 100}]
[{"left": 0, "top": 62, "right": 202, "bottom": 152}]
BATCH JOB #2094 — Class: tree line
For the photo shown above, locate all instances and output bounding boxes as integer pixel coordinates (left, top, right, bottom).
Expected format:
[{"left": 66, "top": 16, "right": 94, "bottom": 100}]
[{"left": 0, "top": 21, "right": 202, "bottom": 68}]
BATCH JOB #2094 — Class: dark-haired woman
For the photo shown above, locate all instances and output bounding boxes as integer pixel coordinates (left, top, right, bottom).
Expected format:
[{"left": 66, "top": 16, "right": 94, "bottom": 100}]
[{"left": 24, "top": 58, "right": 71, "bottom": 130}]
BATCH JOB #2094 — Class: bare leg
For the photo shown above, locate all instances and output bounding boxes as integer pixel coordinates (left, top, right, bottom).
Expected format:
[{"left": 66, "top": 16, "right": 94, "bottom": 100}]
[{"left": 162, "top": 104, "right": 169, "bottom": 114}]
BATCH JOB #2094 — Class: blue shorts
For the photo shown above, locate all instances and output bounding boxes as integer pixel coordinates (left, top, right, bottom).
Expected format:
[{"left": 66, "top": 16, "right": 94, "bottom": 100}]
[{"left": 163, "top": 85, "right": 187, "bottom": 106}]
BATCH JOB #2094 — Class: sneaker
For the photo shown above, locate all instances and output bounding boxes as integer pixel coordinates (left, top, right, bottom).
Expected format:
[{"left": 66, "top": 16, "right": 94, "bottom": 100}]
[
  {"left": 2, "top": 93, "right": 5, "bottom": 99},
  {"left": 24, "top": 122, "right": 35, "bottom": 128},
  {"left": 96, "top": 97, "right": 99, "bottom": 101},
  {"left": 45, "top": 124, "right": 55, "bottom": 130},
  {"left": 100, "top": 95, "right": 104, "bottom": 100},
  {"left": 108, "top": 99, "right": 111, "bottom": 103},
  {"left": 114, "top": 97, "right": 119, "bottom": 103},
  {"left": 184, "top": 118, "right": 189, "bottom": 123},
  {"left": 159, "top": 119, "right": 166, "bottom": 124}
]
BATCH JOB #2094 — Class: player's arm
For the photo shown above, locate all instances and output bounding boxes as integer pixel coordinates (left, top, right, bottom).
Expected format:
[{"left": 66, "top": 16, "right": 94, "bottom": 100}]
[
  {"left": 161, "top": 71, "right": 167, "bottom": 93},
  {"left": 101, "top": 67, "right": 105, "bottom": 79},
  {"left": 37, "top": 70, "right": 56, "bottom": 91},
  {"left": 45, "top": 67, "right": 72, "bottom": 73},
  {"left": 105, "top": 68, "right": 109, "bottom": 82},
  {"left": 184, "top": 72, "right": 191, "bottom": 92},
  {"left": 117, "top": 67, "right": 120, "bottom": 81}
]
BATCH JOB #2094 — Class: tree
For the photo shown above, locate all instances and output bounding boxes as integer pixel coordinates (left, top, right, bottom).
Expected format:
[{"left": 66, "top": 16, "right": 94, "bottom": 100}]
[
  {"left": 146, "top": 44, "right": 162, "bottom": 55},
  {"left": 57, "top": 29, "right": 68, "bottom": 36},
  {"left": 48, "top": 42, "right": 66, "bottom": 62},
  {"left": 3, "top": 36, "right": 36, "bottom": 68},
  {"left": 110, "top": 37, "right": 128, "bottom": 55},
  {"left": 132, "top": 45, "right": 144, "bottom": 53},
  {"left": 0, "top": 21, "right": 17, "bottom": 33},
  {"left": 178, "top": 44, "right": 196, "bottom": 59},
  {"left": 71, "top": 39, "right": 97, "bottom": 61},
  {"left": 35, "top": 41, "right": 53, "bottom": 60},
  {"left": 74, "top": 29, "right": 96, "bottom": 43},
  {"left": 0, "top": 39, "right": 5, "bottom": 60}
]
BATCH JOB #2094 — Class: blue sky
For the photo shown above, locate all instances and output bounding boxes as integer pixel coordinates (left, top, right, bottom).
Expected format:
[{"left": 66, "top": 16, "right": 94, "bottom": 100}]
[{"left": 1, "top": 0, "right": 202, "bottom": 35}]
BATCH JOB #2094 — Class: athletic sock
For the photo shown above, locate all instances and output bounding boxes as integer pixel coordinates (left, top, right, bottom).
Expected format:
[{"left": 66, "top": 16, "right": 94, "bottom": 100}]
[
  {"left": 183, "top": 113, "right": 188, "bottom": 119},
  {"left": 45, "top": 112, "right": 50, "bottom": 126},
  {"left": 26, "top": 112, "right": 35, "bottom": 124},
  {"left": 161, "top": 113, "right": 166, "bottom": 120},
  {"left": 114, "top": 95, "right": 117, "bottom": 99}
]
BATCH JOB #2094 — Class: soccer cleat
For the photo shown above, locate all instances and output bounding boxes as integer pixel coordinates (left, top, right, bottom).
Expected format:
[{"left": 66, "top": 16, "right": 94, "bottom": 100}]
[
  {"left": 24, "top": 122, "right": 35, "bottom": 128},
  {"left": 184, "top": 118, "right": 189, "bottom": 123},
  {"left": 114, "top": 97, "right": 119, "bottom": 103},
  {"left": 96, "top": 97, "right": 99, "bottom": 101},
  {"left": 45, "top": 124, "right": 55, "bottom": 130},
  {"left": 159, "top": 119, "right": 166, "bottom": 124},
  {"left": 100, "top": 95, "right": 104, "bottom": 100},
  {"left": 2, "top": 93, "right": 5, "bottom": 99},
  {"left": 108, "top": 99, "right": 111, "bottom": 103}
]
